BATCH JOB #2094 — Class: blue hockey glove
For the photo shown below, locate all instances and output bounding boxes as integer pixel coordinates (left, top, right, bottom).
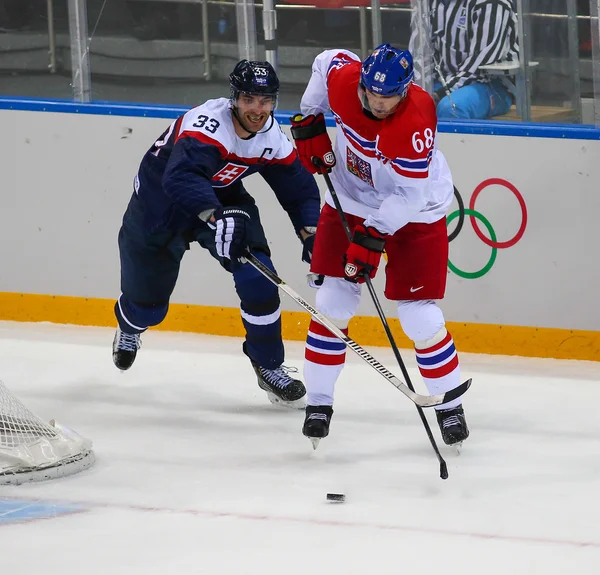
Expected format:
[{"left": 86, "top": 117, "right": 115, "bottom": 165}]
[
  {"left": 213, "top": 206, "right": 251, "bottom": 262},
  {"left": 301, "top": 230, "right": 316, "bottom": 264}
]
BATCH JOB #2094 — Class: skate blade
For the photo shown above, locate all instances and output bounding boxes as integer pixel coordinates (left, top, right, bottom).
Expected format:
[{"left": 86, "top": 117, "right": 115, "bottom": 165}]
[
  {"left": 454, "top": 441, "right": 463, "bottom": 455},
  {"left": 264, "top": 391, "right": 306, "bottom": 410},
  {"left": 309, "top": 437, "right": 321, "bottom": 450}
]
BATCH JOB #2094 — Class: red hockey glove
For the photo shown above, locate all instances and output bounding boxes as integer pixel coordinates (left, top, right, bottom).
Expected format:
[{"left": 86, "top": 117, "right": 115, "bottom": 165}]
[
  {"left": 290, "top": 113, "right": 335, "bottom": 174},
  {"left": 343, "top": 224, "right": 387, "bottom": 283}
]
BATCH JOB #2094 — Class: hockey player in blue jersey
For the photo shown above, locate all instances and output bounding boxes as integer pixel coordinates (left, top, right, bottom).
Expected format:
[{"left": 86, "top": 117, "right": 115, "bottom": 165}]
[{"left": 112, "top": 60, "right": 321, "bottom": 408}]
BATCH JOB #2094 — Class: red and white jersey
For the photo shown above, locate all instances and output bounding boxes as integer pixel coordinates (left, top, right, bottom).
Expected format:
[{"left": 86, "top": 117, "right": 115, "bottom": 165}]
[{"left": 301, "top": 50, "right": 454, "bottom": 234}]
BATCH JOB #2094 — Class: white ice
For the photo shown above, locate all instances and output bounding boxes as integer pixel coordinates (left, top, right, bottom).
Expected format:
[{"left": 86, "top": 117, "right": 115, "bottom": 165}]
[{"left": 0, "top": 320, "right": 599, "bottom": 574}]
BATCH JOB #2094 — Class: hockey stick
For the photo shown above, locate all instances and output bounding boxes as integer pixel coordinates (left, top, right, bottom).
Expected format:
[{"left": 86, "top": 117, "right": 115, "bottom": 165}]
[
  {"left": 319, "top": 168, "right": 458, "bottom": 480},
  {"left": 244, "top": 252, "right": 470, "bottom": 409},
  {"left": 432, "top": 54, "right": 458, "bottom": 117}
]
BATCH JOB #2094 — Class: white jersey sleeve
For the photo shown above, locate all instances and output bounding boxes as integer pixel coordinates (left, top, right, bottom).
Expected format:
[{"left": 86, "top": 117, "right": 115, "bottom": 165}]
[{"left": 300, "top": 49, "right": 361, "bottom": 117}]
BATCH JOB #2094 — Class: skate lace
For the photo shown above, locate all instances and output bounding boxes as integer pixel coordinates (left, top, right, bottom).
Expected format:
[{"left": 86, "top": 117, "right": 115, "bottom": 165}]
[
  {"left": 118, "top": 331, "right": 141, "bottom": 352},
  {"left": 260, "top": 365, "right": 298, "bottom": 389},
  {"left": 307, "top": 413, "right": 328, "bottom": 422},
  {"left": 441, "top": 415, "right": 461, "bottom": 429}
]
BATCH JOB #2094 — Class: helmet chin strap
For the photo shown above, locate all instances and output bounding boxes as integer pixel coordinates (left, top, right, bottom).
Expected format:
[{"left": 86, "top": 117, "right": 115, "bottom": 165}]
[
  {"left": 231, "top": 101, "right": 276, "bottom": 136},
  {"left": 358, "top": 84, "right": 381, "bottom": 121},
  {"left": 357, "top": 83, "right": 404, "bottom": 120}
]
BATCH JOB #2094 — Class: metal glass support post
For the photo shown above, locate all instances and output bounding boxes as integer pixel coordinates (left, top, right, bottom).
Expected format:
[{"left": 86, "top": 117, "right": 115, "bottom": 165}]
[
  {"left": 371, "top": 0, "right": 382, "bottom": 48},
  {"left": 567, "top": 0, "right": 582, "bottom": 122},
  {"left": 262, "top": 0, "right": 277, "bottom": 71},
  {"left": 591, "top": 0, "right": 600, "bottom": 126},
  {"left": 410, "top": 0, "right": 433, "bottom": 96},
  {"left": 236, "top": 0, "right": 258, "bottom": 62},
  {"left": 202, "top": 0, "right": 211, "bottom": 80},
  {"left": 67, "top": 0, "right": 91, "bottom": 102},
  {"left": 515, "top": 0, "right": 531, "bottom": 121},
  {"left": 47, "top": 0, "right": 57, "bottom": 74},
  {"left": 359, "top": 6, "right": 368, "bottom": 60}
]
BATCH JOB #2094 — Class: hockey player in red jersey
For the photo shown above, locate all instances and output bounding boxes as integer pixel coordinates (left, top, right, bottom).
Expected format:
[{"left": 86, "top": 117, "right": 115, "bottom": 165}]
[{"left": 290, "top": 44, "right": 469, "bottom": 446}]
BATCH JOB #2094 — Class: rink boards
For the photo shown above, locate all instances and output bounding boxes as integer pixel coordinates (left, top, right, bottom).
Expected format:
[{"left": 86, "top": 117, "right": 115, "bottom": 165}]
[{"left": 0, "top": 101, "right": 599, "bottom": 360}]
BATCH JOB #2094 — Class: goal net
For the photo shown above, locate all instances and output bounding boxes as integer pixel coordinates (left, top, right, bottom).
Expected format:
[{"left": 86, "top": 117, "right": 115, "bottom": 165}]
[{"left": 0, "top": 380, "right": 95, "bottom": 485}]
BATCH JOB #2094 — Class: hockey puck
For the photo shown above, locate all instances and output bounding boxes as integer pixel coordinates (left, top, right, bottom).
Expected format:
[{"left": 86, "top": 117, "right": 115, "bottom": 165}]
[{"left": 326, "top": 493, "right": 346, "bottom": 503}]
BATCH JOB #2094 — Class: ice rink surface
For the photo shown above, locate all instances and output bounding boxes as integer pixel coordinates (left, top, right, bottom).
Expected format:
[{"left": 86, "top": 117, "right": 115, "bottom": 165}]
[{"left": 0, "top": 321, "right": 599, "bottom": 574}]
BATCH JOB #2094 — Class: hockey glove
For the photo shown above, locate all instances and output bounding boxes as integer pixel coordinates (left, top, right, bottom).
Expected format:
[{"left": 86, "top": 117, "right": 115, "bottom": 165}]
[
  {"left": 290, "top": 113, "right": 336, "bottom": 174},
  {"left": 343, "top": 223, "right": 387, "bottom": 283},
  {"left": 307, "top": 273, "right": 324, "bottom": 289},
  {"left": 213, "top": 206, "right": 251, "bottom": 262},
  {"left": 301, "top": 228, "right": 316, "bottom": 264}
]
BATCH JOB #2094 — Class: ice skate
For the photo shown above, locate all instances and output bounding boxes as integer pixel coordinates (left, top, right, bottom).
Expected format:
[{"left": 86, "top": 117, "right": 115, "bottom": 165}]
[
  {"left": 112, "top": 327, "right": 141, "bottom": 371},
  {"left": 302, "top": 405, "right": 333, "bottom": 449},
  {"left": 436, "top": 405, "right": 469, "bottom": 447},
  {"left": 249, "top": 360, "right": 306, "bottom": 409}
]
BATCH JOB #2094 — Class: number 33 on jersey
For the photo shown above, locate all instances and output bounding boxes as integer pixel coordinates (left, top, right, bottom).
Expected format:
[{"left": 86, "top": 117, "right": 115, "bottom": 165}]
[{"left": 147, "top": 97, "right": 297, "bottom": 190}]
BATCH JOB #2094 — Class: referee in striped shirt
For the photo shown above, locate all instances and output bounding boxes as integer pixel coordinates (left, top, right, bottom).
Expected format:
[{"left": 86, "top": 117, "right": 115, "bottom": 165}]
[{"left": 411, "top": 0, "right": 519, "bottom": 119}]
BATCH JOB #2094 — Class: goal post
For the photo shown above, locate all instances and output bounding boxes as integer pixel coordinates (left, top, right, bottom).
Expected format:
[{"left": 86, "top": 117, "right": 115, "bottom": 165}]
[{"left": 0, "top": 380, "right": 95, "bottom": 485}]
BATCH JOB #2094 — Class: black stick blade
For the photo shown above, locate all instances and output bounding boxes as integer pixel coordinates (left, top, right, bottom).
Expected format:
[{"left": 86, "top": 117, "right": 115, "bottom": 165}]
[{"left": 441, "top": 378, "right": 472, "bottom": 404}]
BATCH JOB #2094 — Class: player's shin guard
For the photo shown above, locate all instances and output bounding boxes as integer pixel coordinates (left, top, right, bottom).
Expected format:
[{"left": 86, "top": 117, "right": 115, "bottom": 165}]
[
  {"left": 235, "top": 252, "right": 284, "bottom": 369},
  {"left": 236, "top": 255, "right": 306, "bottom": 406},
  {"left": 304, "top": 319, "right": 347, "bottom": 406},
  {"left": 303, "top": 319, "right": 346, "bottom": 445},
  {"left": 415, "top": 328, "right": 460, "bottom": 406},
  {"left": 115, "top": 294, "right": 167, "bottom": 334},
  {"left": 303, "top": 278, "right": 358, "bottom": 442},
  {"left": 415, "top": 328, "right": 469, "bottom": 445}
]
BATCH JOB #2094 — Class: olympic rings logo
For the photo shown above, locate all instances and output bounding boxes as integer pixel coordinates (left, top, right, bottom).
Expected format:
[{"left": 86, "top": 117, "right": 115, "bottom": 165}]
[{"left": 447, "top": 178, "right": 528, "bottom": 279}]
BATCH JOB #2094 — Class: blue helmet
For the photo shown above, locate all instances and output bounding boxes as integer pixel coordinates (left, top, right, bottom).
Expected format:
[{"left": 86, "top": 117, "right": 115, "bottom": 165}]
[{"left": 360, "top": 44, "right": 414, "bottom": 97}]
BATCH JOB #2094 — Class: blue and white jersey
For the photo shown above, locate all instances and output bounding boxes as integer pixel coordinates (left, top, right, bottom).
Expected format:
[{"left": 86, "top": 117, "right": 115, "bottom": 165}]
[{"left": 134, "top": 98, "right": 320, "bottom": 232}]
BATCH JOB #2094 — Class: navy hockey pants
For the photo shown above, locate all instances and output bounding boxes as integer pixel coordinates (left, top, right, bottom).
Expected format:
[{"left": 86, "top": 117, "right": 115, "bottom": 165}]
[{"left": 115, "top": 192, "right": 284, "bottom": 369}]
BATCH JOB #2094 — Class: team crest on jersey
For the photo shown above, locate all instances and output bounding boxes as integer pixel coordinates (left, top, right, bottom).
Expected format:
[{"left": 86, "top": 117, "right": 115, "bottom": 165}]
[
  {"left": 346, "top": 148, "right": 374, "bottom": 187},
  {"left": 212, "top": 162, "right": 249, "bottom": 186}
]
